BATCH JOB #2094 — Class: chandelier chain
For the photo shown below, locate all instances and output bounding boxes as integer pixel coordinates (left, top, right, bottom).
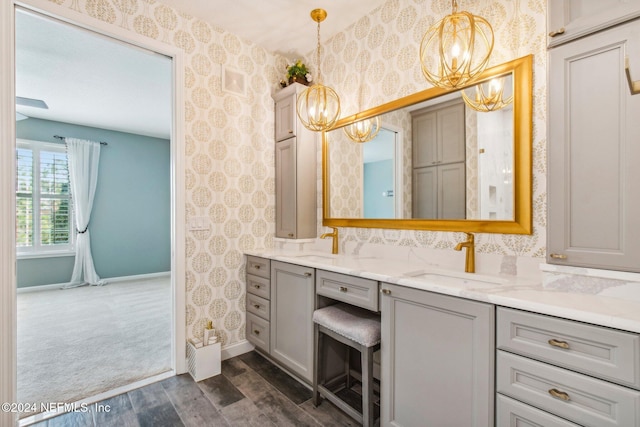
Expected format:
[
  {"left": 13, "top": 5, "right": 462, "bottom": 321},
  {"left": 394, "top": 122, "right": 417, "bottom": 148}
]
[{"left": 316, "top": 19, "right": 322, "bottom": 83}]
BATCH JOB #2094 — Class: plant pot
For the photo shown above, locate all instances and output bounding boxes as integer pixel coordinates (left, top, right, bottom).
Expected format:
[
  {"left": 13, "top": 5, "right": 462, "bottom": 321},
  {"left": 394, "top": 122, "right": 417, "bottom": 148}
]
[{"left": 288, "top": 76, "right": 310, "bottom": 86}]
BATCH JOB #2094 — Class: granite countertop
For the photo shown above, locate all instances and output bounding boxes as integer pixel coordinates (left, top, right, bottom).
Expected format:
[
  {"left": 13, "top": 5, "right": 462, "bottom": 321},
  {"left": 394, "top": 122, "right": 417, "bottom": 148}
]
[{"left": 245, "top": 249, "right": 640, "bottom": 334}]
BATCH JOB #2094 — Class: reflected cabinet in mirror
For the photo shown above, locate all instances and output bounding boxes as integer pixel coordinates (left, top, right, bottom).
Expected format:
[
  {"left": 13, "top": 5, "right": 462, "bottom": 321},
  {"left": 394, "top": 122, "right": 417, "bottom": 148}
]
[{"left": 322, "top": 55, "right": 532, "bottom": 234}]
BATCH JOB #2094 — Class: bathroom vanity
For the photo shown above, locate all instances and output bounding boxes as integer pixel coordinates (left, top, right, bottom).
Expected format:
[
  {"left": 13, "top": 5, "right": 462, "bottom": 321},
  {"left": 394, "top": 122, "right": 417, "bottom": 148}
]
[{"left": 244, "top": 249, "right": 640, "bottom": 426}]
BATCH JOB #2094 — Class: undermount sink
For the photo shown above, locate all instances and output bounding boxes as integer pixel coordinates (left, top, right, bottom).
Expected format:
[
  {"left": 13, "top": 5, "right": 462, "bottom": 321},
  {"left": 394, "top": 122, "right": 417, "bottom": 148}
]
[{"left": 403, "top": 268, "right": 507, "bottom": 286}]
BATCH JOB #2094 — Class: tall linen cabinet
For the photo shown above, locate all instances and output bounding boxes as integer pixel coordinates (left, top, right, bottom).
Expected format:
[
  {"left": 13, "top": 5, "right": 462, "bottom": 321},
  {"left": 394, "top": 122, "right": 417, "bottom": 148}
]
[{"left": 272, "top": 83, "right": 317, "bottom": 239}]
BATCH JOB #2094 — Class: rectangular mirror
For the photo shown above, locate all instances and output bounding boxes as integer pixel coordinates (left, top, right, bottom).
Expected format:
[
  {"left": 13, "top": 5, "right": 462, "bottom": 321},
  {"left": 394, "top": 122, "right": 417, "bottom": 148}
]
[{"left": 322, "top": 55, "right": 532, "bottom": 234}]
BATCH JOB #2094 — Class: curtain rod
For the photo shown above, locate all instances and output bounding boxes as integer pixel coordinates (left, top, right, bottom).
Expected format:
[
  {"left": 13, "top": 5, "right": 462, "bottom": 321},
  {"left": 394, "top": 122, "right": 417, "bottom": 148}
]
[{"left": 53, "top": 135, "right": 108, "bottom": 146}]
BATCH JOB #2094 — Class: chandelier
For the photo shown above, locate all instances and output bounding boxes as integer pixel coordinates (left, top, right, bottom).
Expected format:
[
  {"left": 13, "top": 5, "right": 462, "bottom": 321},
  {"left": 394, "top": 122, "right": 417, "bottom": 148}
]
[
  {"left": 461, "top": 76, "right": 513, "bottom": 112},
  {"left": 296, "top": 9, "right": 341, "bottom": 132},
  {"left": 420, "top": 0, "right": 494, "bottom": 89}
]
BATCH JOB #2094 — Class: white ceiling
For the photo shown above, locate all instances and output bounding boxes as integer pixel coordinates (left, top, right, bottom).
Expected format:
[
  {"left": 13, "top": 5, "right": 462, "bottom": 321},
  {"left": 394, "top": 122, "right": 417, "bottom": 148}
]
[
  {"left": 15, "top": 9, "right": 172, "bottom": 139},
  {"left": 157, "top": 0, "right": 387, "bottom": 58},
  {"left": 15, "top": 1, "right": 386, "bottom": 139}
]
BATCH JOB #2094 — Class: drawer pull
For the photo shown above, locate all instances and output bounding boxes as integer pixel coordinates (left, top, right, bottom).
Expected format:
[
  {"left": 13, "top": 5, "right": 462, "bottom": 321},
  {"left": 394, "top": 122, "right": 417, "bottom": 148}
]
[
  {"left": 550, "top": 253, "right": 567, "bottom": 260},
  {"left": 253, "top": 330, "right": 260, "bottom": 335},
  {"left": 254, "top": 264, "right": 261, "bottom": 270},
  {"left": 288, "top": 130, "right": 293, "bottom": 134},
  {"left": 253, "top": 284, "right": 261, "bottom": 289},
  {"left": 288, "top": 233, "right": 294, "bottom": 237},
  {"left": 253, "top": 304, "right": 261, "bottom": 309},
  {"left": 548, "top": 27, "right": 565, "bottom": 37},
  {"left": 339, "top": 286, "right": 348, "bottom": 293},
  {"left": 548, "top": 338, "right": 570, "bottom": 349},
  {"left": 381, "top": 288, "right": 391, "bottom": 295},
  {"left": 304, "top": 272, "right": 312, "bottom": 277},
  {"left": 548, "top": 388, "right": 570, "bottom": 401}
]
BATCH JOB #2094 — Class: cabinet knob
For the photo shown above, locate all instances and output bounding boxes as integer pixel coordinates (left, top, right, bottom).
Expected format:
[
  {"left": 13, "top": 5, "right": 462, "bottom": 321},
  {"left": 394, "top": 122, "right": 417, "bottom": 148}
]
[
  {"left": 548, "top": 388, "right": 570, "bottom": 401},
  {"left": 381, "top": 288, "right": 391, "bottom": 295},
  {"left": 548, "top": 339, "right": 570, "bottom": 349},
  {"left": 288, "top": 233, "right": 294, "bottom": 237},
  {"left": 339, "top": 286, "right": 348, "bottom": 293},
  {"left": 304, "top": 272, "right": 312, "bottom": 277},
  {"left": 253, "top": 304, "right": 261, "bottom": 309},
  {"left": 254, "top": 265, "right": 261, "bottom": 269},
  {"left": 550, "top": 253, "right": 567, "bottom": 260},
  {"left": 548, "top": 27, "right": 565, "bottom": 37},
  {"left": 253, "top": 330, "right": 260, "bottom": 335},
  {"left": 253, "top": 284, "right": 261, "bottom": 289}
]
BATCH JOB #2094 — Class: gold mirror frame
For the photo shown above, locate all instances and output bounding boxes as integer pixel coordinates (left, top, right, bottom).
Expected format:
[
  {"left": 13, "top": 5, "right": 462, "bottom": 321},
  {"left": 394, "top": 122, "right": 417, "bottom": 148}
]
[{"left": 322, "top": 54, "right": 533, "bottom": 234}]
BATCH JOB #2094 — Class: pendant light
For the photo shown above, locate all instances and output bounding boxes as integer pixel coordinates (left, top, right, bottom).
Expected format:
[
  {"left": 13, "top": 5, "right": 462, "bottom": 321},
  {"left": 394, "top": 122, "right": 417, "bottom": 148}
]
[
  {"left": 461, "top": 76, "right": 513, "bottom": 112},
  {"left": 296, "top": 8, "right": 341, "bottom": 132},
  {"left": 420, "top": 0, "right": 494, "bottom": 89},
  {"left": 343, "top": 115, "right": 380, "bottom": 143}
]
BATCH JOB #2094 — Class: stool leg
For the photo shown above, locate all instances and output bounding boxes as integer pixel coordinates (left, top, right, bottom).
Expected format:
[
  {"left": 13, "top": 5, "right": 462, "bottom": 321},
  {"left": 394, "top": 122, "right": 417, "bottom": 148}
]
[
  {"left": 361, "top": 346, "right": 375, "bottom": 427},
  {"left": 313, "top": 323, "right": 322, "bottom": 407}
]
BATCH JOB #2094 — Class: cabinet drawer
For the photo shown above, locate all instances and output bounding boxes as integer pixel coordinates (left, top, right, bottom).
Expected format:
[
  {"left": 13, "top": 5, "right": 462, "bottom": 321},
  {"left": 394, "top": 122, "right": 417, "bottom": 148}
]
[
  {"left": 246, "top": 312, "right": 269, "bottom": 353},
  {"left": 246, "top": 274, "right": 270, "bottom": 300},
  {"left": 497, "top": 307, "right": 640, "bottom": 389},
  {"left": 316, "top": 269, "right": 378, "bottom": 311},
  {"left": 247, "top": 293, "right": 270, "bottom": 321},
  {"left": 497, "top": 394, "right": 582, "bottom": 427},
  {"left": 497, "top": 351, "right": 640, "bottom": 427},
  {"left": 246, "top": 256, "right": 270, "bottom": 279}
]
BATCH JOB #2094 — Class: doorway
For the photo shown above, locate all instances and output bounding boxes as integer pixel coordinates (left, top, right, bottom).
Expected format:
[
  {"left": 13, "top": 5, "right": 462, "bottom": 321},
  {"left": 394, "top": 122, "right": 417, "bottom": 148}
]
[{"left": 10, "top": 5, "right": 185, "bottom": 423}]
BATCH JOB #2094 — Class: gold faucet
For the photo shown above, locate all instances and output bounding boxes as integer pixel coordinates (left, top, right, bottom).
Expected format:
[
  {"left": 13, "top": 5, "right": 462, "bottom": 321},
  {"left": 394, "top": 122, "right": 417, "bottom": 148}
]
[
  {"left": 320, "top": 227, "right": 339, "bottom": 254},
  {"left": 454, "top": 232, "right": 475, "bottom": 273}
]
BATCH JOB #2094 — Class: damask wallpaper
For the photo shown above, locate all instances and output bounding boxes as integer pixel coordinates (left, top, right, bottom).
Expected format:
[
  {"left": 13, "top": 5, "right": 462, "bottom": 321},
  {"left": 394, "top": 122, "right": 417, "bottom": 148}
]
[{"left": 38, "top": 0, "right": 546, "bottom": 350}]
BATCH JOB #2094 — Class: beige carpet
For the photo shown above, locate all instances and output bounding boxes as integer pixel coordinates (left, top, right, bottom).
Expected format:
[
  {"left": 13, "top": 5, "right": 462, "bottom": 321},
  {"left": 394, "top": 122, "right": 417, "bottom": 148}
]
[{"left": 17, "top": 277, "right": 172, "bottom": 415}]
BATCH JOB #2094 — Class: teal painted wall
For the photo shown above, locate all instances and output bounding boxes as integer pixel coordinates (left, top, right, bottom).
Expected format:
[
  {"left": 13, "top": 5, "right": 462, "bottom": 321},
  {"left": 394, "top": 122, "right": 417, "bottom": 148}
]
[
  {"left": 16, "top": 118, "right": 170, "bottom": 287},
  {"left": 364, "top": 159, "right": 394, "bottom": 218}
]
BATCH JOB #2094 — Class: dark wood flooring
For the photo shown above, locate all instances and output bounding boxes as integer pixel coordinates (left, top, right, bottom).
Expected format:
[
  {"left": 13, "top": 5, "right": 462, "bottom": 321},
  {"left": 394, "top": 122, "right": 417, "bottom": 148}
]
[{"left": 29, "top": 351, "right": 361, "bottom": 426}]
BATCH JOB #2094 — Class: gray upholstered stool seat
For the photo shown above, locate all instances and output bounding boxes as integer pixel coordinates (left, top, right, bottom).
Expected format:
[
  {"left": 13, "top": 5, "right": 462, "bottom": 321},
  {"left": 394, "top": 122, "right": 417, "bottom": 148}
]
[{"left": 313, "top": 303, "right": 381, "bottom": 427}]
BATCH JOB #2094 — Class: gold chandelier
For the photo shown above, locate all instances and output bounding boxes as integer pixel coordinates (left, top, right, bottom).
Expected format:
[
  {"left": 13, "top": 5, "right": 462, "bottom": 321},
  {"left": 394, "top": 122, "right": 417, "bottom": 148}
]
[
  {"left": 296, "top": 9, "right": 341, "bottom": 132},
  {"left": 420, "top": 0, "right": 494, "bottom": 89},
  {"left": 461, "top": 76, "right": 513, "bottom": 112},
  {"left": 343, "top": 116, "right": 380, "bottom": 143}
]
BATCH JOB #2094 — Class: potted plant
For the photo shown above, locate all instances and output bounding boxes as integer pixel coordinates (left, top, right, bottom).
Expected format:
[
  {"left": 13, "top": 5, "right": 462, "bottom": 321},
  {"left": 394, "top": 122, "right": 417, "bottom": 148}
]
[{"left": 282, "top": 60, "right": 313, "bottom": 87}]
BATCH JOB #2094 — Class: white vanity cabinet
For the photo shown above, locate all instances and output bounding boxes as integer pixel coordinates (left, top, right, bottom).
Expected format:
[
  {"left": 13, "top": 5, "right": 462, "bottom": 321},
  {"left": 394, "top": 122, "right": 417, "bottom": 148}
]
[
  {"left": 547, "top": 18, "right": 640, "bottom": 272},
  {"left": 496, "top": 307, "right": 640, "bottom": 427},
  {"left": 272, "top": 84, "right": 316, "bottom": 239},
  {"left": 270, "top": 260, "right": 315, "bottom": 383},
  {"left": 547, "top": 0, "right": 640, "bottom": 47},
  {"left": 379, "top": 283, "right": 495, "bottom": 427}
]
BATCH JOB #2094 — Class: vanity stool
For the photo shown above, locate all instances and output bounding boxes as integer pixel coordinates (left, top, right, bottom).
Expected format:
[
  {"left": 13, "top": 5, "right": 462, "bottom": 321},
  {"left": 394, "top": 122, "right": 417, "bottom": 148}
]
[{"left": 313, "top": 302, "right": 381, "bottom": 426}]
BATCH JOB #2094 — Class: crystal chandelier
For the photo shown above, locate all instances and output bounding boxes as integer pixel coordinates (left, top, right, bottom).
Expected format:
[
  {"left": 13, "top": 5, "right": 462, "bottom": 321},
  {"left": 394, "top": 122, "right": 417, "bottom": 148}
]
[
  {"left": 296, "top": 9, "right": 341, "bottom": 132},
  {"left": 420, "top": 0, "right": 494, "bottom": 89}
]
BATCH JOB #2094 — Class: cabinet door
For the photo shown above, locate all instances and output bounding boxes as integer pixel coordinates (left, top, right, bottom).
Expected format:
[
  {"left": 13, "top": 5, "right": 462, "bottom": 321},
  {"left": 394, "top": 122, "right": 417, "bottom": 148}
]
[
  {"left": 275, "top": 138, "right": 296, "bottom": 238},
  {"left": 275, "top": 94, "right": 296, "bottom": 141},
  {"left": 380, "top": 283, "right": 495, "bottom": 427},
  {"left": 548, "top": 20, "right": 640, "bottom": 271},
  {"left": 438, "top": 102, "right": 465, "bottom": 164},
  {"left": 438, "top": 162, "right": 465, "bottom": 219},
  {"left": 412, "top": 166, "right": 437, "bottom": 218},
  {"left": 412, "top": 110, "right": 438, "bottom": 168},
  {"left": 270, "top": 261, "right": 314, "bottom": 383},
  {"left": 547, "top": 0, "right": 640, "bottom": 47}
]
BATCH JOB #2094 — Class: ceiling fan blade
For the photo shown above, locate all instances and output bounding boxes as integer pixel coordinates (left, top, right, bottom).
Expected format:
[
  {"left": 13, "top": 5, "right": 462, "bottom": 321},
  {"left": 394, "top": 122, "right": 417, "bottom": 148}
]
[{"left": 16, "top": 96, "right": 48, "bottom": 109}]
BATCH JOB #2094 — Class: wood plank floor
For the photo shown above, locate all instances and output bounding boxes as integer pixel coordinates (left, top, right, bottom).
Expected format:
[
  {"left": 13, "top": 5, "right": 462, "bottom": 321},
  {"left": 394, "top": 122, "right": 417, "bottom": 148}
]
[{"left": 29, "top": 351, "right": 364, "bottom": 426}]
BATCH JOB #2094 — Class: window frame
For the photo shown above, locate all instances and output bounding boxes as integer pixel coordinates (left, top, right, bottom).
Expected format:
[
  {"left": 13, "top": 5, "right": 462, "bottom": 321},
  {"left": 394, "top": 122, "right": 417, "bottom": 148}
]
[{"left": 16, "top": 138, "right": 75, "bottom": 259}]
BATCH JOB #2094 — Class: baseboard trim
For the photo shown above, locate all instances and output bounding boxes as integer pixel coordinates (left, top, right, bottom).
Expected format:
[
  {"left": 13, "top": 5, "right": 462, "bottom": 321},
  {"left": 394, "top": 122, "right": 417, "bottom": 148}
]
[
  {"left": 222, "top": 340, "right": 254, "bottom": 361},
  {"left": 17, "top": 272, "right": 171, "bottom": 293}
]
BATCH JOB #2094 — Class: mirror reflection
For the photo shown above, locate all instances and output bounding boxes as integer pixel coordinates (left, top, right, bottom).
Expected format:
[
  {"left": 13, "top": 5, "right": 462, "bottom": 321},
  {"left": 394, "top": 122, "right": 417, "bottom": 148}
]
[{"left": 326, "top": 73, "right": 515, "bottom": 221}]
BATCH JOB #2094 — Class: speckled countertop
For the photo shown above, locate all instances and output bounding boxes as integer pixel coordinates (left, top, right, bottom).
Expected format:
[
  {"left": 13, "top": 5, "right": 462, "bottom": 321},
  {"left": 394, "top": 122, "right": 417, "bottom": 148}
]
[{"left": 245, "top": 249, "right": 640, "bottom": 334}]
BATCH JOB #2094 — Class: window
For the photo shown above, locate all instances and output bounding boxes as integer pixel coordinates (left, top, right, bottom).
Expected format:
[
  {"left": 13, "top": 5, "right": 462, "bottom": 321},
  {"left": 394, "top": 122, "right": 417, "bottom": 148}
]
[{"left": 16, "top": 139, "right": 74, "bottom": 256}]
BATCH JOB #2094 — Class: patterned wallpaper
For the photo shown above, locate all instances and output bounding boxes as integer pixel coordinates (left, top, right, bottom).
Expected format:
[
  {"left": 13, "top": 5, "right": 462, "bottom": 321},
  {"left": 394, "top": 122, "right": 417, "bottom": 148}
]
[
  {"left": 316, "top": 0, "right": 547, "bottom": 258},
  {"left": 38, "top": 0, "right": 547, "bottom": 350}
]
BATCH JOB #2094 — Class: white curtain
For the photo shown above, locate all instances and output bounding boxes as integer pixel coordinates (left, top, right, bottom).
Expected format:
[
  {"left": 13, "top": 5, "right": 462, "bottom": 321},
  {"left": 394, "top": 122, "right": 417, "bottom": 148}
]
[{"left": 65, "top": 138, "right": 105, "bottom": 287}]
